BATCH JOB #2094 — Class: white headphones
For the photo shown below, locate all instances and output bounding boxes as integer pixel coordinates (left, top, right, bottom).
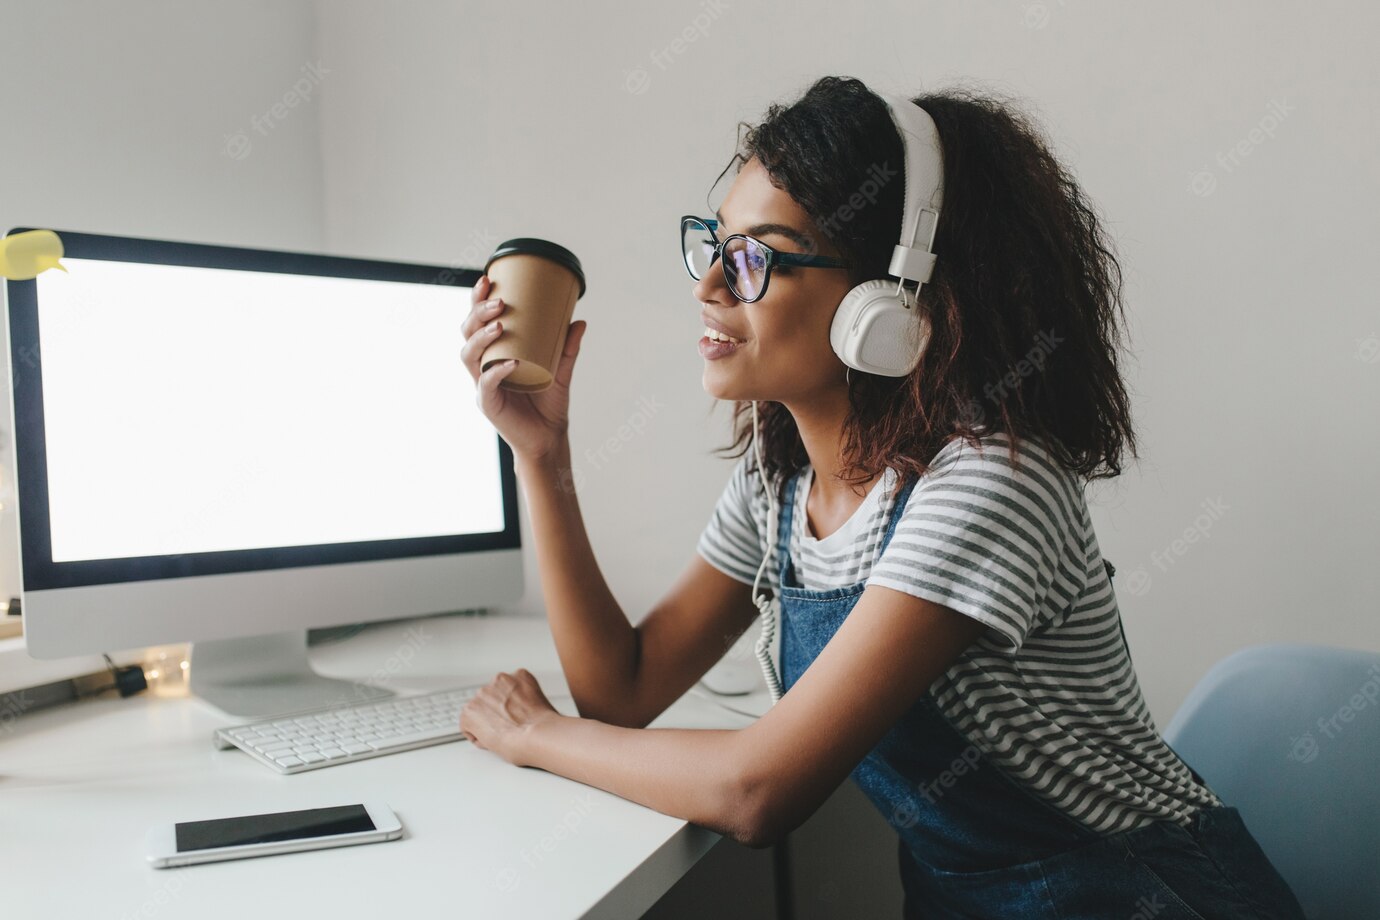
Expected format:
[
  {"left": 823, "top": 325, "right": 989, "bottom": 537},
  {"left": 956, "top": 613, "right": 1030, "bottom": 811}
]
[
  {"left": 828, "top": 92, "right": 946, "bottom": 377},
  {"left": 749, "top": 93, "right": 946, "bottom": 703}
]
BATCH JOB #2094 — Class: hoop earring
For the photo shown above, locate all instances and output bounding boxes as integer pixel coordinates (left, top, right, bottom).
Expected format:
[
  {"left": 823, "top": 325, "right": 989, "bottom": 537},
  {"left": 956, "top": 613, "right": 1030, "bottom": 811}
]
[{"left": 845, "top": 367, "right": 853, "bottom": 387}]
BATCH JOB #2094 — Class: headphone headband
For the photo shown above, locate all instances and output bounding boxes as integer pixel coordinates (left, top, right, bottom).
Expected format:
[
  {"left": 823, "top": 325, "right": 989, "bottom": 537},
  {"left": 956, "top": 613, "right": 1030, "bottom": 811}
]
[{"left": 875, "top": 92, "right": 944, "bottom": 287}]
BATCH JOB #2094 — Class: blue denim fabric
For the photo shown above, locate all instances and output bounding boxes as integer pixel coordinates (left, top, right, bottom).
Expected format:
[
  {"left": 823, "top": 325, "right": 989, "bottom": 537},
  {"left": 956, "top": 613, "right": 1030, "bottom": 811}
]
[
  {"left": 773, "top": 468, "right": 1305, "bottom": 919},
  {"left": 896, "top": 804, "right": 1308, "bottom": 919}
]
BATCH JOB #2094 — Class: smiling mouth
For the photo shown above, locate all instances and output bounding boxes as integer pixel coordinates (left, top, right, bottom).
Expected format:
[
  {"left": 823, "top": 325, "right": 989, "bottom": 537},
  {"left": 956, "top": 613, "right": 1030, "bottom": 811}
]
[{"left": 703, "top": 326, "right": 746, "bottom": 345}]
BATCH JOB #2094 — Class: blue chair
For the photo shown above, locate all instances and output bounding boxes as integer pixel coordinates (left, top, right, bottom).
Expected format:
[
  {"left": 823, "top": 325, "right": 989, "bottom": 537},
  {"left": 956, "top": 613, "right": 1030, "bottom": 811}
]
[{"left": 1163, "top": 644, "right": 1380, "bottom": 920}]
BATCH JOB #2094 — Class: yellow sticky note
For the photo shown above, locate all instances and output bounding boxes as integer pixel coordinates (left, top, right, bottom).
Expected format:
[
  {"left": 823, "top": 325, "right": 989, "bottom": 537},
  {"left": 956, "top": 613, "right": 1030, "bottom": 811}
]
[{"left": 0, "top": 230, "right": 68, "bottom": 280}]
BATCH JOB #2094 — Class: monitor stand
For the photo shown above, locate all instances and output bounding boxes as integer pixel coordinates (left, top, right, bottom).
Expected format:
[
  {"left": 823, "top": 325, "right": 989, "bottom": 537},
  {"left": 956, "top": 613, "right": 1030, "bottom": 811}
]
[{"left": 188, "top": 630, "right": 394, "bottom": 719}]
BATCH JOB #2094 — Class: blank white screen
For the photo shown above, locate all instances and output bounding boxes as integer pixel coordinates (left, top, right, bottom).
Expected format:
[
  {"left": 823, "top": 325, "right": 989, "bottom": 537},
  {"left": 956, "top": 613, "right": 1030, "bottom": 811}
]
[{"left": 33, "top": 258, "right": 503, "bottom": 562}]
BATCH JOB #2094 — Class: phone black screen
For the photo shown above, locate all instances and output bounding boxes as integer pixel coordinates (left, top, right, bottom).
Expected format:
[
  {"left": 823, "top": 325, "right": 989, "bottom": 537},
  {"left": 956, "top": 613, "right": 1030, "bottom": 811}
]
[{"left": 175, "top": 804, "right": 376, "bottom": 852}]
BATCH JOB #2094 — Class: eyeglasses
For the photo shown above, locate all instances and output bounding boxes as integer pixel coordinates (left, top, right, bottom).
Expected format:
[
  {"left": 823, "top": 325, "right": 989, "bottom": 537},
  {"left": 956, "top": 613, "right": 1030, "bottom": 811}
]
[{"left": 680, "top": 215, "right": 852, "bottom": 303}]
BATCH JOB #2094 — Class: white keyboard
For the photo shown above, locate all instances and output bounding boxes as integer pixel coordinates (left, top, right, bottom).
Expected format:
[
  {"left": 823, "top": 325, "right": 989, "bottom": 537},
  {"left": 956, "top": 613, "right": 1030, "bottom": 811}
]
[{"left": 213, "top": 685, "right": 483, "bottom": 774}]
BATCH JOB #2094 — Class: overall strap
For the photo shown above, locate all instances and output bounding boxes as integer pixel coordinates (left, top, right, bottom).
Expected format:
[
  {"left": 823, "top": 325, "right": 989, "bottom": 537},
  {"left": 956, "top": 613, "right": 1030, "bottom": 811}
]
[
  {"left": 774, "top": 468, "right": 803, "bottom": 589},
  {"left": 877, "top": 472, "right": 920, "bottom": 556}
]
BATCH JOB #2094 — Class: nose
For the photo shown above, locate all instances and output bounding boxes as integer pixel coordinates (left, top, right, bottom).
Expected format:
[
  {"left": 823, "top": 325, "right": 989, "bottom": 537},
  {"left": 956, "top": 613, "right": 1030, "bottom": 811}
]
[{"left": 693, "top": 251, "right": 738, "bottom": 307}]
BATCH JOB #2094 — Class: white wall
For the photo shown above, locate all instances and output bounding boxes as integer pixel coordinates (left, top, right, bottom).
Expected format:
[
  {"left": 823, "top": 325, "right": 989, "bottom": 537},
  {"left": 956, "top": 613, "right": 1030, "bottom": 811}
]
[
  {"left": 0, "top": 1, "right": 327, "bottom": 246},
  {"left": 0, "top": 0, "right": 328, "bottom": 617},
  {"left": 2, "top": 0, "right": 1377, "bottom": 724}
]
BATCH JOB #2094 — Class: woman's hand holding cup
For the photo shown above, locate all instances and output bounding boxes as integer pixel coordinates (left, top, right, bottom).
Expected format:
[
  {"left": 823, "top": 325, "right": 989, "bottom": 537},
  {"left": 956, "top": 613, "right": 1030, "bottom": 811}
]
[{"left": 461, "top": 273, "right": 587, "bottom": 464}]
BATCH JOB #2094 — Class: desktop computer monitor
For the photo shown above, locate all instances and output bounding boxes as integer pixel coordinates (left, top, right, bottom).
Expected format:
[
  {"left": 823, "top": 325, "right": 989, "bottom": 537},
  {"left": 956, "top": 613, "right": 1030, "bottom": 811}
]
[{"left": 3, "top": 228, "right": 523, "bottom": 717}]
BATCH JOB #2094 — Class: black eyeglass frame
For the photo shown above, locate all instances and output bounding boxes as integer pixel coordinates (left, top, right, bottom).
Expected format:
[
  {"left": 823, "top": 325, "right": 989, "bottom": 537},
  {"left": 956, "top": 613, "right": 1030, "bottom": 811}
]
[{"left": 679, "top": 215, "right": 853, "bottom": 303}]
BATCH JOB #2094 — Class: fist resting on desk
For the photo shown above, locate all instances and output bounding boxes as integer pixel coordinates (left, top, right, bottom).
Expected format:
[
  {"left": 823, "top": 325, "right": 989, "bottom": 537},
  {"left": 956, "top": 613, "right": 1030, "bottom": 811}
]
[{"left": 459, "top": 668, "right": 562, "bottom": 766}]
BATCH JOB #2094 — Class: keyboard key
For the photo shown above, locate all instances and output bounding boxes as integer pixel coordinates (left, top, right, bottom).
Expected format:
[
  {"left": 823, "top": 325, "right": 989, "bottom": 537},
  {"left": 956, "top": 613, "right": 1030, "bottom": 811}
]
[
  {"left": 298, "top": 752, "right": 326, "bottom": 764},
  {"left": 275, "top": 756, "right": 303, "bottom": 767}
]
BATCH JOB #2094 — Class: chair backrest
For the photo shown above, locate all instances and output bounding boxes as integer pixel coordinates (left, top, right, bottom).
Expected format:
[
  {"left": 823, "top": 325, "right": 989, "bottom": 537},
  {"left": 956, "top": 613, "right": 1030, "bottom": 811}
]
[{"left": 1163, "top": 644, "right": 1380, "bottom": 920}]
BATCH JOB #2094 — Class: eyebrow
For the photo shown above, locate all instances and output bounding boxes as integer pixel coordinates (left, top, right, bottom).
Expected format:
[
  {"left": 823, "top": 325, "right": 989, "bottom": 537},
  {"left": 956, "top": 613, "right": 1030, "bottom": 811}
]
[{"left": 714, "top": 209, "right": 815, "bottom": 251}]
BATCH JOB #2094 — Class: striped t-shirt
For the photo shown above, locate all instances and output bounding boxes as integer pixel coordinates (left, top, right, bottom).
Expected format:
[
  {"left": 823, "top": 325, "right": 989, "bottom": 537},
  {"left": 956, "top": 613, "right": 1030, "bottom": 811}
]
[{"left": 695, "top": 432, "right": 1222, "bottom": 836}]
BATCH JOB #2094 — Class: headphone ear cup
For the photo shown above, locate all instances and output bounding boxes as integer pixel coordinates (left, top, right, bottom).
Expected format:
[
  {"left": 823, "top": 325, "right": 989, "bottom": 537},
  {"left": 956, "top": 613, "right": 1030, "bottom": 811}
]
[{"left": 831, "top": 279, "right": 932, "bottom": 377}]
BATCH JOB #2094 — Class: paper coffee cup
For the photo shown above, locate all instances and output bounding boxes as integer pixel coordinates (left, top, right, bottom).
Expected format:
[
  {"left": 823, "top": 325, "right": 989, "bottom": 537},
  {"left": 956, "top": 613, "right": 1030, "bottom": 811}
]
[{"left": 481, "top": 238, "right": 587, "bottom": 392}]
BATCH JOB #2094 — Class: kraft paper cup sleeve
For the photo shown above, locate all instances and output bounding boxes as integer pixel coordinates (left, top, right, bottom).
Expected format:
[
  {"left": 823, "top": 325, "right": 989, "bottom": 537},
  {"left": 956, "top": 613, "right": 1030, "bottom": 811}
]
[{"left": 480, "top": 239, "right": 586, "bottom": 393}]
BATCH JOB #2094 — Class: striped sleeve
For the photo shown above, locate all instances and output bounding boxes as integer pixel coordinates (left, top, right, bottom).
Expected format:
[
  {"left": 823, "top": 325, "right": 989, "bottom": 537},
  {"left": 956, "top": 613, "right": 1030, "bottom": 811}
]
[
  {"left": 696, "top": 454, "right": 768, "bottom": 586},
  {"left": 866, "top": 437, "right": 1088, "bottom": 652}
]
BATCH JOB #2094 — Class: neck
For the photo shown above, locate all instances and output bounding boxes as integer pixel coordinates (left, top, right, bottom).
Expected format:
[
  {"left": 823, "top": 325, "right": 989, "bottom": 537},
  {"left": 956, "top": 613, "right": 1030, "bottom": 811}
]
[{"left": 781, "top": 384, "right": 881, "bottom": 505}]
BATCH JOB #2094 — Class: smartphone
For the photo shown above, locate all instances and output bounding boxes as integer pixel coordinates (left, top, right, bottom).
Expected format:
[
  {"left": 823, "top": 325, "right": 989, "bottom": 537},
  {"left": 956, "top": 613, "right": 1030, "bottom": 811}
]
[{"left": 145, "top": 801, "right": 402, "bottom": 868}]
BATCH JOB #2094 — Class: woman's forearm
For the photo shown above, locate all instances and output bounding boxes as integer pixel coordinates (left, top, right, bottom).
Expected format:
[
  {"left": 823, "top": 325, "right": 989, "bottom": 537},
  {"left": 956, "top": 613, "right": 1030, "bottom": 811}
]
[
  {"left": 517, "top": 714, "right": 759, "bottom": 846},
  {"left": 515, "top": 442, "right": 640, "bottom": 725}
]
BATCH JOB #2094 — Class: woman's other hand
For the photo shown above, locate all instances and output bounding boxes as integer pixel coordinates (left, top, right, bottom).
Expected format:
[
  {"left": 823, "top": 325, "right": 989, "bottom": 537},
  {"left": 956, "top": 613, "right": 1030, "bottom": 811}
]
[{"left": 459, "top": 668, "right": 563, "bottom": 766}]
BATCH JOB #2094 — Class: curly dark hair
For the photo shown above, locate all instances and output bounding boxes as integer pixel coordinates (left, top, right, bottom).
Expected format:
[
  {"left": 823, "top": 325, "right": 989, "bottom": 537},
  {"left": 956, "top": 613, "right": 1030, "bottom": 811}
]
[{"left": 706, "top": 75, "right": 1139, "bottom": 501}]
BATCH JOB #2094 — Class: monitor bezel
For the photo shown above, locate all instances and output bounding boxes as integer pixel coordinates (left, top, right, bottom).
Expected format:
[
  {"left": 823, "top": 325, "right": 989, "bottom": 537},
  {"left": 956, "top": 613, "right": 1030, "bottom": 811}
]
[{"left": 4, "top": 227, "right": 519, "bottom": 592}]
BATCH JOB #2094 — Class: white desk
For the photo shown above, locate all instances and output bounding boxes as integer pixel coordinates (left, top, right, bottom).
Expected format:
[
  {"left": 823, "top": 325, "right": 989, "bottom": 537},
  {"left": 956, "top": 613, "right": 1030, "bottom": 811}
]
[{"left": 0, "top": 616, "right": 772, "bottom": 919}]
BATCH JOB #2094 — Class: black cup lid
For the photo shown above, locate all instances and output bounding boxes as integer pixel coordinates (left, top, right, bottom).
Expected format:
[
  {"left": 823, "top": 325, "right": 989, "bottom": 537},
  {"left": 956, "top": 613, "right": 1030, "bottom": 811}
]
[{"left": 484, "top": 238, "right": 586, "bottom": 299}]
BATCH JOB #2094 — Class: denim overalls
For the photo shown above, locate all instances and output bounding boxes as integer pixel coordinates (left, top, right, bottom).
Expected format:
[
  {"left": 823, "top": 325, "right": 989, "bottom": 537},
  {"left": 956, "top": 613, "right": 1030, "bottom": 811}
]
[{"left": 773, "top": 467, "right": 1306, "bottom": 919}]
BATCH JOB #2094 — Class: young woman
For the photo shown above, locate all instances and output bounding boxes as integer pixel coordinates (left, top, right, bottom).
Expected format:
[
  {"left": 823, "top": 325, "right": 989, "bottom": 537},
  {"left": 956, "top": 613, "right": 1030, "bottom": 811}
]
[{"left": 457, "top": 76, "right": 1306, "bottom": 919}]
